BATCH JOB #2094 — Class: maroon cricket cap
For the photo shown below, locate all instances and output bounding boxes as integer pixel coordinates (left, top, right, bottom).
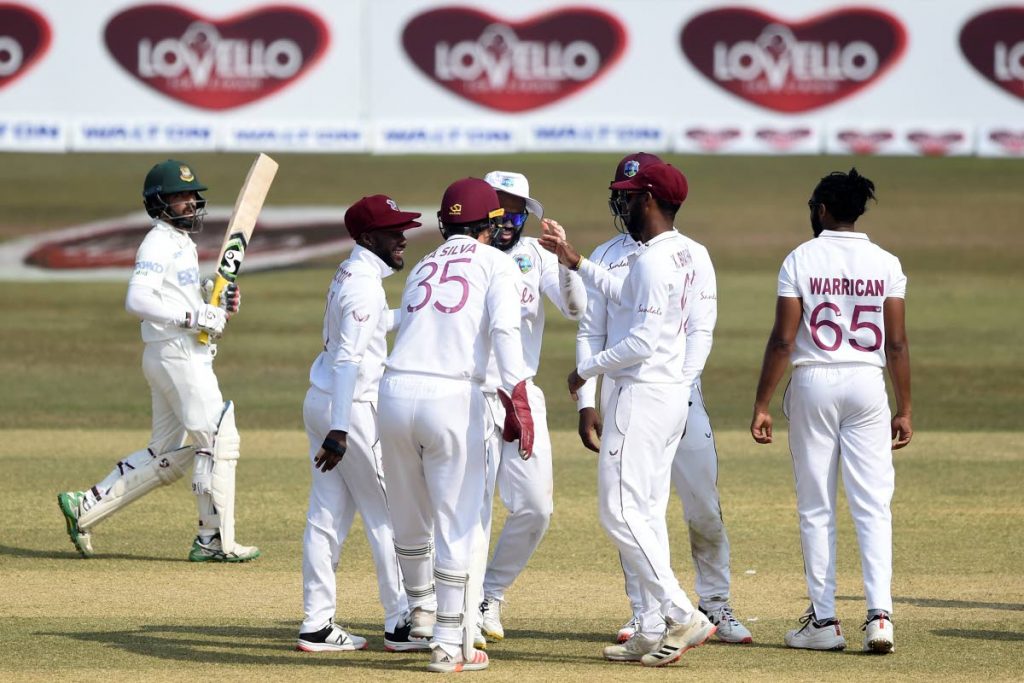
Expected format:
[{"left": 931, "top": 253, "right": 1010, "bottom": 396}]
[
  {"left": 610, "top": 161, "right": 689, "bottom": 205},
  {"left": 344, "top": 194, "right": 421, "bottom": 240},
  {"left": 439, "top": 177, "right": 504, "bottom": 225},
  {"left": 612, "top": 152, "right": 664, "bottom": 186}
]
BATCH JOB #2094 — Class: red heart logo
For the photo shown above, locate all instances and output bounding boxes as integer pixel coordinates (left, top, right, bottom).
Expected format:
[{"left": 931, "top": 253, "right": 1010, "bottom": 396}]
[
  {"left": 836, "top": 129, "right": 895, "bottom": 154},
  {"left": 755, "top": 127, "right": 813, "bottom": 151},
  {"left": 681, "top": 8, "right": 906, "bottom": 113},
  {"left": 906, "top": 131, "right": 965, "bottom": 156},
  {"left": 989, "top": 129, "right": 1024, "bottom": 153},
  {"left": 402, "top": 7, "right": 626, "bottom": 112},
  {"left": 104, "top": 5, "right": 329, "bottom": 111},
  {"left": 0, "top": 4, "right": 51, "bottom": 91},
  {"left": 685, "top": 127, "right": 741, "bottom": 152},
  {"left": 960, "top": 8, "right": 1024, "bottom": 102}
]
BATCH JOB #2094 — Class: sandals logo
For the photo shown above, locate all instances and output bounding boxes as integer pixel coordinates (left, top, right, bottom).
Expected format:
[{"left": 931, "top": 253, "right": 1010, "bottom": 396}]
[
  {"left": 680, "top": 8, "right": 906, "bottom": 113},
  {"left": 0, "top": 4, "right": 51, "bottom": 90},
  {"left": 104, "top": 5, "right": 329, "bottom": 110},
  {"left": 402, "top": 7, "right": 627, "bottom": 112},
  {"left": 960, "top": 7, "right": 1024, "bottom": 102}
]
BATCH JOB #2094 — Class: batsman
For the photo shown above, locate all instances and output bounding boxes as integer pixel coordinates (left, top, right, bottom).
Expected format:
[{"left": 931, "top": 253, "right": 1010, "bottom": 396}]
[{"left": 57, "top": 159, "right": 260, "bottom": 562}]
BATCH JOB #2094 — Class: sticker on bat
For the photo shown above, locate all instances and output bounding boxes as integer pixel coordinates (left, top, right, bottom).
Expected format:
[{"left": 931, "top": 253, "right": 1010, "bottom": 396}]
[{"left": 218, "top": 232, "right": 249, "bottom": 281}]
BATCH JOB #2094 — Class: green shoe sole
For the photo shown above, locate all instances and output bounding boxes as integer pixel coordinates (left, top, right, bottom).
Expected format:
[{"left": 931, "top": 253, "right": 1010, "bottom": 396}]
[
  {"left": 56, "top": 493, "right": 91, "bottom": 558},
  {"left": 188, "top": 547, "right": 262, "bottom": 563}
]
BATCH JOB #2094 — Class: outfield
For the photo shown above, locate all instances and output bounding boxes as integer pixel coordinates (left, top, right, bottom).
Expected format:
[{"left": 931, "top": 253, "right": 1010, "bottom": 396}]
[{"left": 1, "top": 153, "right": 1022, "bottom": 681}]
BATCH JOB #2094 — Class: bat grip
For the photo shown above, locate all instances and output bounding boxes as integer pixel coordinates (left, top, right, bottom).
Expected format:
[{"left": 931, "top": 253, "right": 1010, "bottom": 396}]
[{"left": 198, "top": 274, "right": 230, "bottom": 346}]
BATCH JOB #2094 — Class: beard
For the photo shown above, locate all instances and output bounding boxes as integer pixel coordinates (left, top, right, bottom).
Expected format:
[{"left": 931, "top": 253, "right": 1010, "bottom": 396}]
[
  {"left": 625, "top": 202, "right": 645, "bottom": 242},
  {"left": 811, "top": 212, "right": 825, "bottom": 237}
]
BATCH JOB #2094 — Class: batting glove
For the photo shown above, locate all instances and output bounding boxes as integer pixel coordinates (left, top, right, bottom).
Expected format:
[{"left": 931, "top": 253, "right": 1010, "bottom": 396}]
[
  {"left": 497, "top": 380, "right": 535, "bottom": 460},
  {"left": 191, "top": 451, "right": 213, "bottom": 495},
  {"left": 193, "top": 303, "right": 227, "bottom": 337},
  {"left": 220, "top": 283, "right": 241, "bottom": 314}
]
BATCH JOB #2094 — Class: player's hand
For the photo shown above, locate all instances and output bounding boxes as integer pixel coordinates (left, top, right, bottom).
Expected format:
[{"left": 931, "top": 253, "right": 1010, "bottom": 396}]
[
  {"left": 191, "top": 452, "right": 213, "bottom": 495},
  {"left": 578, "top": 407, "right": 602, "bottom": 453},
  {"left": 891, "top": 413, "right": 913, "bottom": 449},
  {"left": 750, "top": 406, "right": 773, "bottom": 444},
  {"left": 498, "top": 381, "right": 534, "bottom": 460},
  {"left": 194, "top": 303, "right": 227, "bottom": 337},
  {"left": 314, "top": 430, "right": 347, "bottom": 472},
  {"left": 539, "top": 219, "right": 582, "bottom": 269},
  {"left": 220, "top": 283, "right": 240, "bottom": 315},
  {"left": 567, "top": 368, "right": 585, "bottom": 401}
]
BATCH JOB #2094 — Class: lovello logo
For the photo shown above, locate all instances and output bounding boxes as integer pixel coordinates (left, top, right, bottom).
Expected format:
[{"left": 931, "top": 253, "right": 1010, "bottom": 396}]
[
  {"left": 0, "top": 5, "right": 51, "bottom": 90},
  {"left": 755, "top": 127, "right": 813, "bottom": 151},
  {"left": 402, "top": 7, "right": 626, "bottom": 112},
  {"left": 960, "top": 7, "right": 1024, "bottom": 101},
  {"left": 906, "top": 131, "right": 964, "bottom": 157},
  {"left": 835, "top": 129, "right": 895, "bottom": 155},
  {"left": 989, "top": 129, "right": 1024, "bottom": 154},
  {"left": 684, "top": 127, "right": 741, "bottom": 152},
  {"left": 104, "top": 5, "right": 329, "bottom": 110},
  {"left": 680, "top": 8, "right": 906, "bottom": 113}
]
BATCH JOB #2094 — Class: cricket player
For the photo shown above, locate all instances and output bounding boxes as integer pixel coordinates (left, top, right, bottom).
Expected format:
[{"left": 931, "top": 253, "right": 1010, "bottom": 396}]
[
  {"left": 541, "top": 161, "right": 716, "bottom": 668},
  {"left": 751, "top": 168, "right": 911, "bottom": 654},
  {"left": 57, "top": 159, "right": 259, "bottom": 562},
  {"left": 576, "top": 153, "right": 751, "bottom": 646},
  {"left": 475, "top": 171, "right": 586, "bottom": 643},
  {"left": 378, "top": 177, "right": 534, "bottom": 673},
  {"left": 297, "top": 195, "right": 428, "bottom": 654}
]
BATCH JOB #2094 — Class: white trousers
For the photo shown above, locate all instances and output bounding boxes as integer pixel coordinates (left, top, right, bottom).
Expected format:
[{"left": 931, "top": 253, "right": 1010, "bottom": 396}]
[
  {"left": 143, "top": 336, "right": 222, "bottom": 454},
  {"left": 379, "top": 374, "right": 488, "bottom": 650},
  {"left": 598, "top": 382, "right": 695, "bottom": 636},
  {"left": 483, "top": 383, "right": 554, "bottom": 601},
  {"left": 301, "top": 387, "right": 408, "bottom": 633},
  {"left": 621, "top": 381, "right": 732, "bottom": 615},
  {"left": 785, "top": 364, "right": 894, "bottom": 618}
]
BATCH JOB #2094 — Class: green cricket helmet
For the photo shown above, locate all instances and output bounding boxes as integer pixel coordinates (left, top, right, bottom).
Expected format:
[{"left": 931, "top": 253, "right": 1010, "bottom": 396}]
[{"left": 142, "top": 159, "right": 208, "bottom": 232}]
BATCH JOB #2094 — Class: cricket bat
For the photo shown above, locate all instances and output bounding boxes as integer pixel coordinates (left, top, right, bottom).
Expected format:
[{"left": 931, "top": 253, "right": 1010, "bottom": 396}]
[{"left": 199, "top": 153, "right": 279, "bottom": 345}]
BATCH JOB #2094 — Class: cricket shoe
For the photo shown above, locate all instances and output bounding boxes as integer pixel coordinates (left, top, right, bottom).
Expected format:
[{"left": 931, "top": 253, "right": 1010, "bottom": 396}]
[
  {"left": 187, "top": 534, "right": 261, "bottom": 563},
  {"left": 297, "top": 621, "right": 368, "bottom": 652},
  {"left": 616, "top": 615, "right": 639, "bottom": 643},
  {"left": 640, "top": 611, "right": 716, "bottom": 668},
  {"left": 479, "top": 597, "right": 504, "bottom": 641},
  {"left": 472, "top": 626, "right": 487, "bottom": 651},
  {"left": 784, "top": 606, "right": 846, "bottom": 651},
  {"left": 384, "top": 616, "right": 431, "bottom": 652},
  {"left": 409, "top": 606, "right": 436, "bottom": 640},
  {"left": 603, "top": 632, "right": 659, "bottom": 662},
  {"left": 700, "top": 602, "right": 753, "bottom": 644},
  {"left": 862, "top": 612, "right": 895, "bottom": 653},
  {"left": 426, "top": 645, "right": 488, "bottom": 673},
  {"left": 57, "top": 491, "right": 94, "bottom": 558}
]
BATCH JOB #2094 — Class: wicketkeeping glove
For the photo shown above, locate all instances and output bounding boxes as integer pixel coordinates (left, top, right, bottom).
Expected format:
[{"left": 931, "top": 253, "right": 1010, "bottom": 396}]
[{"left": 497, "top": 380, "right": 535, "bottom": 460}]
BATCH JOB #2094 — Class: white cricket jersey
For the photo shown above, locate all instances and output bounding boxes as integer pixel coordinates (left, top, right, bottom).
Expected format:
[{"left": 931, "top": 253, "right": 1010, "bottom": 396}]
[
  {"left": 309, "top": 245, "right": 394, "bottom": 430},
  {"left": 385, "top": 235, "right": 528, "bottom": 389},
  {"left": 128, "top": 221, "right": 203, "bottom": 343},
  {"left": 483, "top": 236, "right": 585, "bottom": 391},
  {"left": 577, "top": 229, "right": 695, "bottom": 385},
  {"left": 778, "top": 229, "right": 906, "bottom": 368}
]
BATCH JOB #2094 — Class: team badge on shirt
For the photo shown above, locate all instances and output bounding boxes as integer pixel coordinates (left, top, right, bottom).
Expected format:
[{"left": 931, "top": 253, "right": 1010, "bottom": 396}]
[
  {"left": 624, "top": 160, "right": 640, "bottom": 177},
  {"left": 514, "top": 254, "right": 533, "bottom": 274}
]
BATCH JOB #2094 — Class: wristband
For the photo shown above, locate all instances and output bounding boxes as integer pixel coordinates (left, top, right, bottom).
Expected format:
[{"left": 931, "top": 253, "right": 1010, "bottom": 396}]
[
  {"left": 322, "top": 436, "right": 344, "bottom": 455},
  {"left": 181, "top": 311, "right": 194, "bottom": 329},
  {"left": 570, "top": 254, "right": 584, "bottom": 271}
]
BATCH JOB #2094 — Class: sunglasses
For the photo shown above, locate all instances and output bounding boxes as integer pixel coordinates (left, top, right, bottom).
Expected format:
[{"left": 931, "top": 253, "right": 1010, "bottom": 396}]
[{"left": 502, "top": 211, "right": 529, "bottom": 228}]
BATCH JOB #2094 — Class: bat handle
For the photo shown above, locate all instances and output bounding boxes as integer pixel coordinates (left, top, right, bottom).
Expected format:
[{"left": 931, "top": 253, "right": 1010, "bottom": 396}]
[{"left": 198, "top": 274, "right": 230, "bottom": 346}]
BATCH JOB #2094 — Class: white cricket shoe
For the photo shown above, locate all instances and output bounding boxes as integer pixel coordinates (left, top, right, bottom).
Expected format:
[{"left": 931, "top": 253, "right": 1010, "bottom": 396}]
[
  {"left": 616, "top": 615, "right": 639, "bottom": 643},
  {"left": 479, "top": 597, "right": 504, "bottom": 641},
  {"left": 701, "top": 602, "right": 753, "bottom": 644},
  {"left": 296, "top": 622, "right": 368, "bottom": 652},
  {"left": 862, "top": 612, "right": 895, "bottom": 653},
  {"left": 409, "top": 606, "right": 436, "bottom": 640},
  {"left": 426, "top": 645, "right": 489, "bottom": 673},
  {"left": 784, "top": 606, "right": 846, "bottom": 651},
  {"left": 603, "top": 632, "right": 659, "bottom": 661},
  {"left": 640, "top": 611, "right": 716, "bottom": 667},
  {"left": 472, "top": 625, "right": 487, "bottom": 651}
]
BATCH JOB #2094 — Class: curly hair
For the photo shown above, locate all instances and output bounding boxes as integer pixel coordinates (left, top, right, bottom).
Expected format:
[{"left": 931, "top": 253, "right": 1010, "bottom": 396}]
[{"left": 812, "top": 168, "right": 876, "bottom": 223}]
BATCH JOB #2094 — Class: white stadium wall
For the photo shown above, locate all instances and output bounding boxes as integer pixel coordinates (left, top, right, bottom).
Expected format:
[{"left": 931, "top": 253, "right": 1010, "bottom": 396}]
[{"left": 0, "top": 0, "right": 1022, "bottom": 156}]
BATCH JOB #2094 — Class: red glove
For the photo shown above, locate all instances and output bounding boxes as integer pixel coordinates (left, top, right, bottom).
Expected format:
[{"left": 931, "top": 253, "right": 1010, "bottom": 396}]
[{"left": 497, "top": 380, "right": 534, "bottom": 460}]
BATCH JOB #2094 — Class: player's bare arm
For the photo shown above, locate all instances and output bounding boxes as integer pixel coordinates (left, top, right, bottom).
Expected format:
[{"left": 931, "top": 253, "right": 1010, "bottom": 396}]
[
  {"left": 577, "top": 406, "right": 602, "bottom": 453},
  {"left": 751, "top": 296, "right": 802, "bottom": 444},
  {"left": 883, "top": 297, "right": 913, "bottom": 449}
]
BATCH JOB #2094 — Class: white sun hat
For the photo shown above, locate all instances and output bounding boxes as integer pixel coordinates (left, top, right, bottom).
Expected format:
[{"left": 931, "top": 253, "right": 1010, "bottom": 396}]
[{"left": 483, "top": 171, "right": 544, "bottom": 220}]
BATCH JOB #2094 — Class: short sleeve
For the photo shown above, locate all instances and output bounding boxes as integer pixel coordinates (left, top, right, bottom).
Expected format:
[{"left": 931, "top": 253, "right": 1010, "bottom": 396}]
[
  {"left": 888, "top": 256, "right": 907, "bottom": 299},
  {"left": 777, "top": 250, "right": 800, "bottom": 298}
]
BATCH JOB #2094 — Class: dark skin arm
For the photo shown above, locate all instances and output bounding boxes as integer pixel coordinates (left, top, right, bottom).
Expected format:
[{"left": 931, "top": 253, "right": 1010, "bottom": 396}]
[
  {"left": 577, "top": 406, "right": 602, "bottom": 453},
  {"left": 313, "top": 429, "right": 348, "bottom": 472},
  {"left": 751, "top": 296, "right": 803, "bottom": 444},
  {"left": 883, "top": 297, "right": 913, "bottom": 449}
]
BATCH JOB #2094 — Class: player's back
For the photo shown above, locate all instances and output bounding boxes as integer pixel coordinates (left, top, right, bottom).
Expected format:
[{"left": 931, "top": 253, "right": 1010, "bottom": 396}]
[
  {"left": 780, "top": 230, "right": 906, "bottom": 367},
  {"left": 386, "top": 235, "right": 521, "bottom": 383}
]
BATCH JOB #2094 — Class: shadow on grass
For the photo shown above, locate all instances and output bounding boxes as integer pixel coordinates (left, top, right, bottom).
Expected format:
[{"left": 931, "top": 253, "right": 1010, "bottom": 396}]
[
  {"left": 932, "top": 629, "right": 1024, "bottom": 642},
  {"left": 0, "top": 544, "right": 181, "bottom": 563},
  {"left": 838, "top": 595, "right": 1024, "bottom": 612}
]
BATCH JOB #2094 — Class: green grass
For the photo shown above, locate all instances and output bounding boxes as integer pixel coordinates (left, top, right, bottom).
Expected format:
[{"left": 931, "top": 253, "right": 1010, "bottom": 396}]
[{"left": 0, "top": 153, "right": 1022, "bottom": 680}]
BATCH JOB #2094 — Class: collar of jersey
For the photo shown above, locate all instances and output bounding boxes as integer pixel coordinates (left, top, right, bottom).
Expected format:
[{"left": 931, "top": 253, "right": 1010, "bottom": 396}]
[
  {"left": 153, "top": 219, "right": 194, "bottom": 245},
  {"left": 819, "top": 229, "right": 869, "bottom": 240},
  {"left": 642, "top": 228, "right": 681, "bottom": 247},
  {"left": 348, "top": 243, "right": 395, "bottom": 278}
]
